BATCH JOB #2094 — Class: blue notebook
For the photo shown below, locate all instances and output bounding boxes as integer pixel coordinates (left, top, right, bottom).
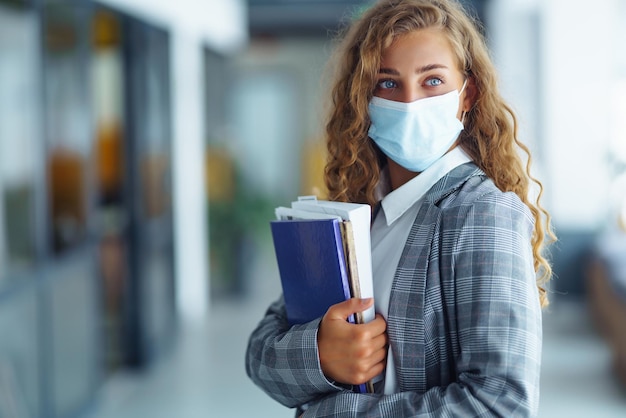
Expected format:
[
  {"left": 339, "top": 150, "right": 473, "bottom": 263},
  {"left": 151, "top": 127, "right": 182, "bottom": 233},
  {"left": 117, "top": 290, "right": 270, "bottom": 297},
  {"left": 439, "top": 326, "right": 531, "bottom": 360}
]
[
  {"left": 270, "top": 218, "right": 355, "bottom": 326},
  {"left": 270, "top": 218, "right": 372, "bottom": 393}
]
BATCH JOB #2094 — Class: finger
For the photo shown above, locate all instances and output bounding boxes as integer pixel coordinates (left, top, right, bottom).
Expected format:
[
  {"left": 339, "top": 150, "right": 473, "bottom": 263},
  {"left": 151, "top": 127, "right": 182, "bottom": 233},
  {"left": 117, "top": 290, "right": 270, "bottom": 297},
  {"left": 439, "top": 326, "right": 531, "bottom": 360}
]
[
  {"left": 355, "top": 359, "right": 387, "bottom": 385},
  {"left": 363, "top": 341, "right": 387, "bottom": 367},
  {"left": 326, "top": 298, "right": 374, "bottom": 321},
  {"left": 365, "top": 361, "right": 386, "bottom": 382},
  {"left": 371, "top": 333, "right": 388, "bottom": 351},
  {"left": 363, "top": 315, "right": 387, "bottom": 335},
  {"left": 370, "top": 346, "right": 388, "bottom": 365}
]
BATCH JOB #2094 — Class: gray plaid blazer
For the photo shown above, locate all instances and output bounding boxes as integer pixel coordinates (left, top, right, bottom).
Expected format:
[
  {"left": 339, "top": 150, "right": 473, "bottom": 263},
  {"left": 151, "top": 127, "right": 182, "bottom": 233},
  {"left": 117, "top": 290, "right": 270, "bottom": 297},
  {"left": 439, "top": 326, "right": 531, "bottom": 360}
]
[{"left": 246, "top": 162, "right": 542, "bottom": 417}]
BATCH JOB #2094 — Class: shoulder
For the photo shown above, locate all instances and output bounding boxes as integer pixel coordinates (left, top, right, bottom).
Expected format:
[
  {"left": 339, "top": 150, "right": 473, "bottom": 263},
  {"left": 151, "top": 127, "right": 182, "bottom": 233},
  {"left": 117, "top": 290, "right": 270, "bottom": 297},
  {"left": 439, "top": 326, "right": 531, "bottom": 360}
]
[{"left": 437, "top": 165, "right": 534, "bottom": 234}]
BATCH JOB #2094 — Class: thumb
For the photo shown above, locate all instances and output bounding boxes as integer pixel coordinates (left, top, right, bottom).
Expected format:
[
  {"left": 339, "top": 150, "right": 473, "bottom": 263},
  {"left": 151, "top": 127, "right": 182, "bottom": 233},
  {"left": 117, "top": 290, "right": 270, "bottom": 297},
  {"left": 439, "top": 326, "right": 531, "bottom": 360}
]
[{"left": 326, "top": 298, "right": 373, "bottom": 321}]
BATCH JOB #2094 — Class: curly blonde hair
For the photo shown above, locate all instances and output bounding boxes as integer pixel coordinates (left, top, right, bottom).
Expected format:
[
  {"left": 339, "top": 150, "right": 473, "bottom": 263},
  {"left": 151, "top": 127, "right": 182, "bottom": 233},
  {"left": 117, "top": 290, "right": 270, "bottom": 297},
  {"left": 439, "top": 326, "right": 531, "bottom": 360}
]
[{"left": 324, "top": 0, "right": 554, "bottom": 307}]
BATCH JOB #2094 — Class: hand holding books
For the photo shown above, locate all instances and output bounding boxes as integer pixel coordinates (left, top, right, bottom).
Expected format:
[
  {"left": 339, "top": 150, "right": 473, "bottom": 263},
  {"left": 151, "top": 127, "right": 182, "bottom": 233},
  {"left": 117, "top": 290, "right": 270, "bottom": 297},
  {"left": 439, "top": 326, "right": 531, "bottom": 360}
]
[{"left": 317, "top": 297, "right": 387, "bottom": 393}]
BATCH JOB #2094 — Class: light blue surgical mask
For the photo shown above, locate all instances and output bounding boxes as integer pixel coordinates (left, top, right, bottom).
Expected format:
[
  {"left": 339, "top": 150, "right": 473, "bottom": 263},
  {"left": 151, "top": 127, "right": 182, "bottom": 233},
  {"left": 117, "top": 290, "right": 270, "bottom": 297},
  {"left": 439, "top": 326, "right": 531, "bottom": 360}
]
[{"left": 368, "top": 82, "right": 466, "bottom": 172}]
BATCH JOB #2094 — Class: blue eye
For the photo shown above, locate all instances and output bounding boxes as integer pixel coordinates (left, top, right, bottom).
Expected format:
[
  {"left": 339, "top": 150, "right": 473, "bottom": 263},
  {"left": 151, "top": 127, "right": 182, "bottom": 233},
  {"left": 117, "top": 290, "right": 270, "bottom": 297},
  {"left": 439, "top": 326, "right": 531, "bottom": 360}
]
[
  {"left": 377, "top": 79, "right": 397, "bottom": 90},
  {"left": 425, "top": 78, "right": 443, "bottom": 87}
]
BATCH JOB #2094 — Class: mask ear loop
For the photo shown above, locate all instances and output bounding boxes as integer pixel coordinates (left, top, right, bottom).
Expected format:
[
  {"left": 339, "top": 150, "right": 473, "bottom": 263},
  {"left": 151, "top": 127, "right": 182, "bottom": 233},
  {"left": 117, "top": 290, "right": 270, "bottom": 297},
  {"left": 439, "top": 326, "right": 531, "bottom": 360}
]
[
  {"left": 459, "top": 78, "right": 469, "bottom": 126},
  {"left": 458, "top": 78, "right": 468, "bottom": 96}
]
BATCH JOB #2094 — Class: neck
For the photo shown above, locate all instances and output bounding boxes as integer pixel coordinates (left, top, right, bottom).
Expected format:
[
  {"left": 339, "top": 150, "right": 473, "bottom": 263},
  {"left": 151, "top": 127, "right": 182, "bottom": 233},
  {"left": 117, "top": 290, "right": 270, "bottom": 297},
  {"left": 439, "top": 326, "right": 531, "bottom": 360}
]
[{"left": 387, "top": 159, "right": 419, "bottom": 190}]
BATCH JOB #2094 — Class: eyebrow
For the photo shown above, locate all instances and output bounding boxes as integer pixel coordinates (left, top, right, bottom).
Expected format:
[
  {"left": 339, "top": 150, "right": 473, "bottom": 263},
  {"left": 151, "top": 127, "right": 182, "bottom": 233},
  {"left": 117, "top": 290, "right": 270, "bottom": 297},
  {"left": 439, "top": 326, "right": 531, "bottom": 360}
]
[{"left": 379, "top": 63, "right": 449, "bottom": 75}]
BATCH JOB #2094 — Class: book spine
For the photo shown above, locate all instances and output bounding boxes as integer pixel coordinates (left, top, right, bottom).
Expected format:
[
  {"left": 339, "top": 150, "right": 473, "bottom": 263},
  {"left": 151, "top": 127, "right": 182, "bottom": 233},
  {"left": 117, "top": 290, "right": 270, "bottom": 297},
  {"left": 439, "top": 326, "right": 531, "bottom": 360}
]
[{"left": 340, "top": 221, "right": 364, "bottom": 325}]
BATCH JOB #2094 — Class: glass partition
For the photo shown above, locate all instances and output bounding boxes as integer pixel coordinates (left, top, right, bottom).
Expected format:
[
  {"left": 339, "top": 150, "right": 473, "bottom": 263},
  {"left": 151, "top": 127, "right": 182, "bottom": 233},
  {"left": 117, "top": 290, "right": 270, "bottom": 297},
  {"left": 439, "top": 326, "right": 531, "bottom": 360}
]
[
  {"left": 128, "top": 20, "right": 176, "bottom": 364},
  {"left": 0, "top": 2, "right": 39, "bottom": 281},
  {"left": 48, "top": 256, "right": 100, "bottom": 418},
  {"left": 42, "top": 1, "right": 91, "bottom": 256},
  {"left": 92, "top": 6, "right": 129, "bottom": 374},
  {"left": 0, "top": 1, "right": 176, "bottom": 416},
  {"left": 0, "top": 280, "right": 40, "bottom": 417},
  {"left": 131, "top": 23, "right": 172, "bottom": 221},
  {"left": 41, "top": 3, "right": 102, "bottom": 417}
]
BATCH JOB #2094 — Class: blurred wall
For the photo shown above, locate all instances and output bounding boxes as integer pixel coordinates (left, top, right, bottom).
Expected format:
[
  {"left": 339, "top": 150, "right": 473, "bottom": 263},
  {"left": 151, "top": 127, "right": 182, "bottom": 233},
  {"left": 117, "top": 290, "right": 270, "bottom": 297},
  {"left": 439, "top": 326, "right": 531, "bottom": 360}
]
[
  {"left": 99, "top": 0, "right": 248, "bottom": 319},
  {"left": 540, "top": 0, "right": 616, "bottom": 228},
  {"left": 488, "top": 0, "right": 626, "bottom": 296},
  {"left": 229, "top": 38, "right": 331, "bottom": 201},
  {"left": 100, "top": 0, "right": 247, "bottom": 52}
]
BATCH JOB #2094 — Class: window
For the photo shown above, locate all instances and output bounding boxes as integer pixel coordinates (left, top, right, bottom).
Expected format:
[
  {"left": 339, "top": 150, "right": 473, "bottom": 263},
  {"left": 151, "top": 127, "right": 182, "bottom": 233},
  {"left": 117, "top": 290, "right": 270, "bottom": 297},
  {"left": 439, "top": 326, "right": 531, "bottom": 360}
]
[
  {"left": 0, "top": 3, "right": 39, "bottom": 279},
  {"left": 43, "top": 2, "right": 91, "bottom": 255}
]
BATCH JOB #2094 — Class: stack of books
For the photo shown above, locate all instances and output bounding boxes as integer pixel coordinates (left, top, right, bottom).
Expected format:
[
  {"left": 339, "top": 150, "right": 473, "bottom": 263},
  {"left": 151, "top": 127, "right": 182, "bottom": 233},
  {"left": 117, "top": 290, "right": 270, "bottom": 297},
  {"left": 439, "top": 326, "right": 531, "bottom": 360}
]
[{"left": 270, "top": 196, "right": 375, "bottom": 393}]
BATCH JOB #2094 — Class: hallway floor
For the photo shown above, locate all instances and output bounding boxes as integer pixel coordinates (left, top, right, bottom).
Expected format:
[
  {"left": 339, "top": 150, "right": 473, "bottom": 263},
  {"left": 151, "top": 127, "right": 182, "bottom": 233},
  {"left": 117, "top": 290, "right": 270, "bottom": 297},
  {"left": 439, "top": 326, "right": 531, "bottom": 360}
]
[{"left": 88, "top": 250, "right": 626, "bottom": 418}]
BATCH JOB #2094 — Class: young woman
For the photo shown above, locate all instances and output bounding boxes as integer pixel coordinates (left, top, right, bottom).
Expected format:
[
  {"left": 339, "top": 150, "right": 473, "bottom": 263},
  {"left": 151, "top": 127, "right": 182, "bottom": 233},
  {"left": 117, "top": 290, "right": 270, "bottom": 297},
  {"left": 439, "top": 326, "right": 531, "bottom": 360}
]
[{"left": 246, "top": 0, "right": 553, "bottom": 416}]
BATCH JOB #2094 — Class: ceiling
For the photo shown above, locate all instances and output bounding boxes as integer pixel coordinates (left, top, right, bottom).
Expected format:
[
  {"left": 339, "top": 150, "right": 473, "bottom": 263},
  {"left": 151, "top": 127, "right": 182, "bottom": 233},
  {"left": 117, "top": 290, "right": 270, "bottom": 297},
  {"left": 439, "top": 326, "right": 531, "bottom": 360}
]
[
  {"left": 248, "top": 0, "right": 371, "bottom": 37},
  {"left": 247, "top": 0, "right": 487, "bottom": 38}
]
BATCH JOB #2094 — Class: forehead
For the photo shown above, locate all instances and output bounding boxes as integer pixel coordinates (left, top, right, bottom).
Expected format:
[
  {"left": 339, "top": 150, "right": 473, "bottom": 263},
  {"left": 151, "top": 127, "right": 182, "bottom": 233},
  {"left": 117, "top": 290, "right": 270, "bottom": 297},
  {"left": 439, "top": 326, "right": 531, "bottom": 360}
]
[{"left": 381, "top": 28, "right": 460, "bottom": 69}]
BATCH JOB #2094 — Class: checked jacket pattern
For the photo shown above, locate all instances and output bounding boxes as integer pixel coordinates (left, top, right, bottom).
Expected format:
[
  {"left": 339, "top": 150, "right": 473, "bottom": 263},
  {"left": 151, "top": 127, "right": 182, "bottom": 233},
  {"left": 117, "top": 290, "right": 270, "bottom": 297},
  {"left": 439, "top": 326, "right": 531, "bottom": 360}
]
[{"left": 246, "top": 163, "right": 542, "bottom": 417}]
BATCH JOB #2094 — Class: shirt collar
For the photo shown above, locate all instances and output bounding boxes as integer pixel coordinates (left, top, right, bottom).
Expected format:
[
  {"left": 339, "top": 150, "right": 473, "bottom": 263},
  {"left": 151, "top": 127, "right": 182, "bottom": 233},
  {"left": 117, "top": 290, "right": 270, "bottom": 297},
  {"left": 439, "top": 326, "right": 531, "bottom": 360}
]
[{"left": 381, "top": 147, "right": 472, "bottom": 226}]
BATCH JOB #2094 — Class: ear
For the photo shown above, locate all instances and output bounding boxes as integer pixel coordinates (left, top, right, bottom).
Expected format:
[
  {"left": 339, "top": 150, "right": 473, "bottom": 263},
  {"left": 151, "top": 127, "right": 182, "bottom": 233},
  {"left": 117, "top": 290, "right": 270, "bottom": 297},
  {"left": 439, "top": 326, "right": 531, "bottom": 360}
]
[{"left": 462, "top": 75, "right": 478, "bottom": 112}]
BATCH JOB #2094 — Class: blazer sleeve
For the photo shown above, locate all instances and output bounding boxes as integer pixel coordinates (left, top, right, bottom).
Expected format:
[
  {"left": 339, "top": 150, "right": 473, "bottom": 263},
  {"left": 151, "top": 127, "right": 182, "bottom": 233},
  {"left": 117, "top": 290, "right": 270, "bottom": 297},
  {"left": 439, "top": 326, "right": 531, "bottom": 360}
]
[
  {"left": 299, "top": 190, "right": 543, "bottom": 417},
  {"left": 245, "top": 296, "right": 345, "bottom": 408}
]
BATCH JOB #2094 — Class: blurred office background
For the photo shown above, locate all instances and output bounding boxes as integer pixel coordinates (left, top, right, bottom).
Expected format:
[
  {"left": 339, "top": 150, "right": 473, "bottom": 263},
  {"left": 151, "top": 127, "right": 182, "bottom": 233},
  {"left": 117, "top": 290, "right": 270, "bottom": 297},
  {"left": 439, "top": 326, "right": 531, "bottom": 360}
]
[{"left": 0, "top": 0, "right": 625, "bottom": 417}]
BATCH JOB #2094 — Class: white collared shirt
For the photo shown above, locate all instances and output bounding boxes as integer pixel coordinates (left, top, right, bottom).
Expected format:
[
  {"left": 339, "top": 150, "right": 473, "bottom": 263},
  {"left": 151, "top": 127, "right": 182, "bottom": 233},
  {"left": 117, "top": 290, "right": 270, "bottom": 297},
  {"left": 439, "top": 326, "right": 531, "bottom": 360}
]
[{"left": 371, "top": 146, "right": 472, "bottom": 394}]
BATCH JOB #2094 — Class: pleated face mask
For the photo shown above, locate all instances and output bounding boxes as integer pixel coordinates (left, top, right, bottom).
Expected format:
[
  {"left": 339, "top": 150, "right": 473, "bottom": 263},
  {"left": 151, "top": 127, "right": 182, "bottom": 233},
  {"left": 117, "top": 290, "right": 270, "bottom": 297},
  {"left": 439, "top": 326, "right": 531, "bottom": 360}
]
[{"left": 368, "top": 81, "right": 466, "bottom": 172}]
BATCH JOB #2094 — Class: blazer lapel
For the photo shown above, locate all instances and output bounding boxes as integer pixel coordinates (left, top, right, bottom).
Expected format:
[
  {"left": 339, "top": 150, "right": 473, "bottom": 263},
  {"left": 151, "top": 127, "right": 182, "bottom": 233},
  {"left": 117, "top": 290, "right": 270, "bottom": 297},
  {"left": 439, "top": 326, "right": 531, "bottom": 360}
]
[
  {"left": 386, "top": 162, "right": 483, "bottom": 392},
  {"left": 423, "top": 162, "right": 483, "bottom": 205}
]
